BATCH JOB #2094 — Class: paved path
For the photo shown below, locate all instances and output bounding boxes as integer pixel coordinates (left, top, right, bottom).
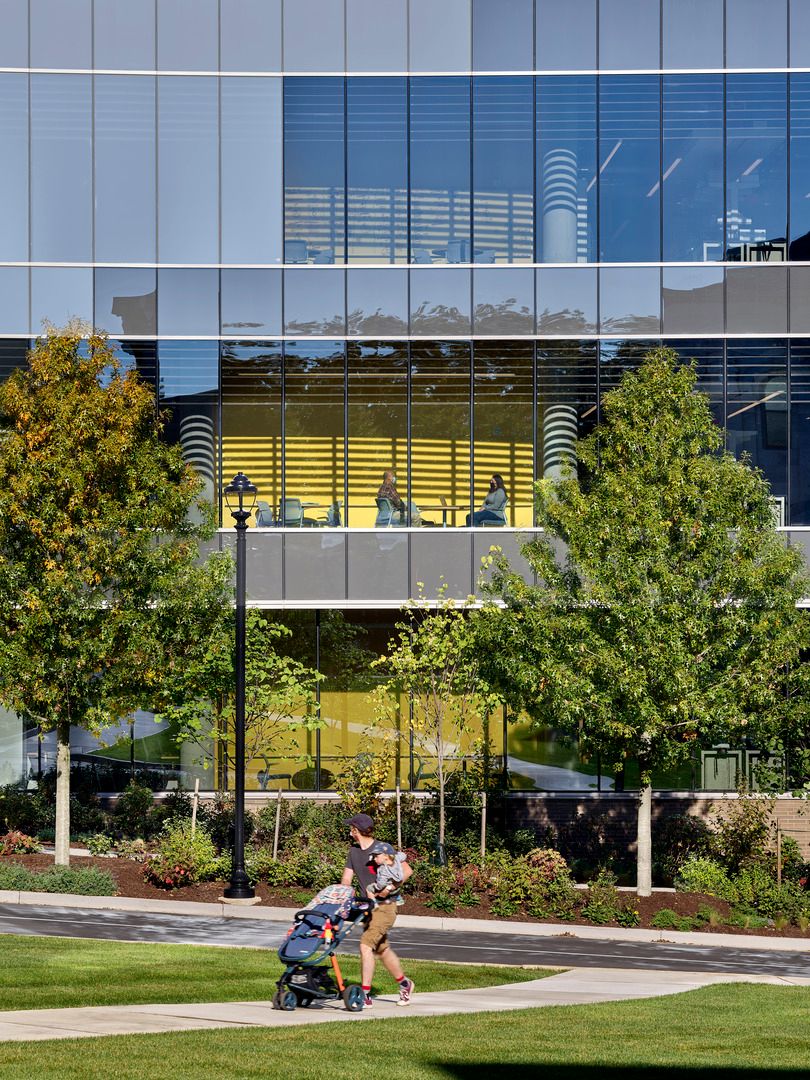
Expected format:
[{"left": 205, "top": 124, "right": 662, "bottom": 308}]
[{"left": 0, "top": 968, "right": 808, "bottom": 1043}]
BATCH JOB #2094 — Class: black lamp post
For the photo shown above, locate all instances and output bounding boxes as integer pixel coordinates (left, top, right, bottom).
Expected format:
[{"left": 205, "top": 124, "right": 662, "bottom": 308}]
[{"left": 223, "top": 471, "right": 257, "bottom": 900}]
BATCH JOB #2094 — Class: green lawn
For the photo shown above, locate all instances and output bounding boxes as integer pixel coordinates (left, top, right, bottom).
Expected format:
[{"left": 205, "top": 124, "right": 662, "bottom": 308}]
[
  {"left": 0, "top": 935, "right": 550, "bottom": 1012},
  {"left": 0, "top": 984, "right": 806, "bottom": 1079}
]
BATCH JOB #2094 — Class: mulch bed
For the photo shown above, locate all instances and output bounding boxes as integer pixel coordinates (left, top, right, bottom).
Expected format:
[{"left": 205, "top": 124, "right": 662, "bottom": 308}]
[{"left": 5, "top": 853, "right": 809, "bottom": 939}]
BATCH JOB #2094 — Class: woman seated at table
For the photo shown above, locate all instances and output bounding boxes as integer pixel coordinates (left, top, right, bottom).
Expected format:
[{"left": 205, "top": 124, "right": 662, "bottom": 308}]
[{"left": 466, "top": 474, "right": 508, "bottom": 526}]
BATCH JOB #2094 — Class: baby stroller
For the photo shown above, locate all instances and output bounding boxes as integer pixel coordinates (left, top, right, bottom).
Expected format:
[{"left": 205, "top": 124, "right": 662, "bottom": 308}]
[{"left": 272, "top": 884, "right": 374, "bottom": 1012}]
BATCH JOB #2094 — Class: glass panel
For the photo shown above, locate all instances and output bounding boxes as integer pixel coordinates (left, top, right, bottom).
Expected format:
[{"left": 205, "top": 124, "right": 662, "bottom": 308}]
[
  {"left": 473, "top": 342, "right": 533, "bottom": 527},
  {"left": 410, "top": 342, "right": 471, "bottom": 527},
  {"left": 536, "top": 0, "right": 596, "bottom": 71},
  {"left": 536, "top": 267, "right": 598, "bottom": 334},
  {"left": 662, "top": 0, "right": 723, "bottom": 69},
  {"left": 95, "top": 75, "right": 156, "bottom": 262},
  {"left": 663, "top": 75, "right": 724, "bottom": 262},
  {"left": 410, "top": 268, "right": 472, "bottom": 334},
  {"left": 94, "top": 268, "right": 157, "bottom": 336},
  {"left": 0, "top": 0, "right": 28, "bottom": 67},
  {"left": 221, "top": 269, "right": 282, "bottom": 336},
  {"left": 726, "top": 266, "right": 788, "bottom": 333},
  {"left": 347, "top": 77, "right": 407, "bottom": 263},
  {"left": 346, "top": 268, "right": 408, "bottom": 334},
  {"left": 158, "top": 341, "right": 219, "bottom": 507},
  {"left": 158, "top": 76, "right": 219, "bottom": 263},
  {"left": 789, "top": 74, "right": 810, "bottom": 259},
  {"left": 789, "top": 342, "right": 810, "bottom": 524},
  {"left": 283, "top": 0, "right": 345, "bottom": 72},
  {"left": 221, "top": 342, "right": 282, "bottom": 526},
  {"left": 409, "top": 0, "right": 471, "bottom": 73},
  {"left": 473, "top": 76, "right": 534, "bottom": 263},
  {"left": 115, "top": 340, "right": 158, "bottom": 392},
  {"left": 31, "top": 267, "right": 92, "bottom": 330},
  {"left": 726, "top": 0, "right": 787, "bottom": 68},
  {"left": 0, "top": 268, "right": 29, "bottom": 336},
  {"left": 0, "top": 706, "right": 23, "bottom": 788},
  {"left": 791, "top": 0, "right": 810, "bottom": 65},
  {"left": 661, "top": 267, "right": 724, "bottom": 335},
  {"left": 220, "top": 0, "right": 282, "bottom": 72},
  {"left": 537, "top": 75, "right": 597, "bottom": 263},
  {"left": 346, "top": 0, "right": 407, "bottom": 72},
  {"left": 0, "top": 74, "right": 28, "bottom": 262},
  {"left": 157, "top": 0, "right": 218, "bottom": 70},
  {"left": 598, "top": 339, "right": 661, "bottom": 403},
  {"left": 94, "top": 0, "right": 155, "bottom": 70},
  {"left": 31, "top": 0, "right": 91, "bottom": 68},
  {"left": 472, "top": 0, "right": 533, "bottom": 71},
  {"left": 157, "top": 268, "right": 219, "bottom": 335},
  {"left": 726, "top": 340, "right": 788, "bottom": 505},
  {"left": 599, "top": 267, "right": 661, "bottom": 335},
  {"left": 347, "top": 342, "right": 408, "bottom": 528},
  {"left": 31, "top": 75, "right": 91, "bottom": 261},
  {"left": 537, "top": 341, "right": 598, "bottom": 484},
  {"left": 726, "top": 75, "right": 787, "bottom": 263},
  {"left": 0, "top": 339, "right": 29, "bottom": 381},
  {"left": 221, "top": 77, "right": 283, "bottom": 263},
  {"left": 284, "top": 77, "right": 345, "bottom": 264},
  {"left": 284, "top": 269, "right": 346, "bottom": 334},
  {"left": 666, "top": 339, "right": 724, "bottom": 425},
  {"left": 599, "top": 76, "right": 660, "bottom": 262},
  {"left": 599, "top": 0, "right": 659, "bottom": 70},
  {"left": 284, "top": 342, "right": 346, "bottom": 523},
  {"left": 473, "top": 267, "right": 534, "bottom": 333},
  {"left": 790, "top": 266, "right": 810, "bottom": 332},
  {"left": 410, "top": 78, "right": 471, "bottom": 265}
]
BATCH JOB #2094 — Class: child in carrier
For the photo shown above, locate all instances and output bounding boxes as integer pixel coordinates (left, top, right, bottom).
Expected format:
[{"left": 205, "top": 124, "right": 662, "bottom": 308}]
[{"left": 366, "top": 841, "right": 407, "bottom": 905}]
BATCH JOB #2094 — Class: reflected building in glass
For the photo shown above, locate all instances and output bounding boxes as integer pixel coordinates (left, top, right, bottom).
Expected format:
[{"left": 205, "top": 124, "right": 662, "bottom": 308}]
[{"left": 0, "top": 0, "right": 809, "bottom": 797}]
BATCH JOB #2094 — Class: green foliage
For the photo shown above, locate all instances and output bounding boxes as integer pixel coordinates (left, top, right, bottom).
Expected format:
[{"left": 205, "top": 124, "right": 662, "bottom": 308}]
[
  {"left": 708, "top": 791, "right": 775, "bottom": 874},
  {"left": 694, "top": 904, "right": 724, "bottom": 927},
  {"left": 651, "top": 908, "right": 695, "bottom": 931},
  {"left": 675, "top": 856, "right": 737, "bottom": 901},
  {"left": 143, "top": 822, "right": 219, "bottom": 889},
  {"left": 652, "top": 814, "right": 714, "bottom": 882},
  {"left": 0, "top": 863, "right": 115, "bottom": 894},
  {"left": 425, "top": 887, "right": 457, "bottom": 913},
  {"left": 112, "top": 781, "right": 156, "bottom": 839},
  {"left": 204, "top": 793, "right": 254, "bottom": 852},
  {"left": 0, "top": 786, "right": 47, "bottom": 835},
  {"left": 0, "top": 831, "right": 39, "bottom": 855},
  {"left": 116, "top": 838, "right": 148, "bottom": 862},
  {"left": 527, "top": 876, "right": 580, "bottom": 922},
  {"left": 524, "top": 847, "right": 571, "bottom": 881},
  {"left": 336, "top": 752, "right": 391, "bottom": 816},
  {"left": 85, "top": 834, "right": 113, "bottom": 856},
  {"left": 456, "top": 883, "right": 480, "bottom": 908},
  {"left": 616, "top": 903, "right": 641, "bottom": 927},
  {"left": 733, "top": 866, "right": 808, "bottom": 923},
  {"left": 581, "top": 869, "right": 623, "bottom": 925}
]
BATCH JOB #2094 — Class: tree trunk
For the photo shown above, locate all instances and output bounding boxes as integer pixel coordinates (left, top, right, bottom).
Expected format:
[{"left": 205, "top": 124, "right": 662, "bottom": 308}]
[
  {"left": 636, "top": 775, "right": 652, "bottom": 897},
  {"left": 437, "top": 745, "right": 445, "bottom": 848},
  {"left": 54, "top": 720, "right": 71, "bottom": 867}
]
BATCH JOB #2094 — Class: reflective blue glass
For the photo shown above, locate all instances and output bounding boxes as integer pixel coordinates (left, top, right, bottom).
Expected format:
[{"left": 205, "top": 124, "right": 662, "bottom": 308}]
[
  {"left": 598, "top": 339, "right": 661, "bottom": 403},
  {"left": 536, "top": 0, "right": 596, "bottom": 71},
  {"left": 31, "top": 267, "right": 92, "bottom": 330},
  {"left": 789, "top": 342, "right": 810, "bottom": 524},
  {"left": 157, "top": 269, "right": 219, "bottom": 336},
  {"left": 599, "top": 77, "right": 660, "bottom": 262},
  {"left": 472, "top": 0, "right": 533, "bottom": 71},
  {"left": 473, "top": 268, "right": 534, "bottom": 333},
  {"left": 537, "top": 342, "right": 598, "bottom": 477},
  {"left": 789, "top": 74, "right": 810, "bottom": 260},
  {"left": 791, "top": 0, "right": 810, "bottom": 66},
  {"left": 94, "top": 0, "right": 156, "bottom": 70},
  {"left": 0, "top": 74, "right": 28, "bottom": 261},
  {"left": 346, "top": 0, "right": 407, "bottom": 72},
  {"left": 726, "top": 340, "right": 787, "bottom": 505},
  {"left": 221, "top": 269, "right": 282, "bottom": 336},
  {"left": 0, "top": 268, "right": 29, "bottom": 336},
  {"left": 158, "top": 0, "right": 218, "bottom": 71},
  {"left": 665, "top": 340, "right": 724, "bottom": 424},
  {"left": 410, "top": 268, "right": 472, "bottom": 334},
  {"left": 283, "top": 0, "right": 345, "bottom": 72},
  {"left": 473, "top": 77, "right": 533, "bottom": 263},
  {"left": 158, "top": 341, "right": 219, "bottom": 506},
  {"left": 284, "top": 269, "right": 346, "bottom": 335},
  {"left": 662, "top": 0, "right": 722, "bottom": 69},
  {"left": 599, "top": 0, "right": 659, "bottom": 70},
  {"left": 284, "top": 78, "right": 345, "bottom": 264},
  {"left": 31, "top": 75, "right": 92, "bottom": 262},
  {"left": 726, "top": 0, "right": 787, "bottom": 69},
  {"left": 95, "top": 76, "right": 156, "bottom": 263},
  {"left": 158, "top": 77, "right": 219, "bottom": 263},
  {"left": 536, "top": 76, "right": 596, "bottom": 262},
  {"left": 347, "top": 78, "right": 407, "bottom": 263},
  {"left": 221, "top": 77, "right": 283, "bottom": 264},
  {"left": 662, "top": 75, "right": 724, "bottom": 262},
  {"left": 31, "top": 0, "right": 91, "bottom": 69},
  {"left": 0, "top": 0, "right": 28, "bottom": 66},
  {"left": 347, "top": 269, "right": 408, "bottom": 334},
  {"left": 410, "top": 79, "right": 471, "bottom": 266},
  {"left": 94, "top": 268, "right": 156, "bottom": 337},
  {"left": 599, "top": 267, "right": 661, "bottom": 335},
  {"left": 726, "top": 75, "right": 787, "bottom": 263},
  {"left": 536, "top": 267, "right": 598, "bottom": 334},
  {"left": 220, "top": 0, "right": 282, "bottom": 72},
  {"left": 409, "top": 0, "right": 471, "bottom": 73}
]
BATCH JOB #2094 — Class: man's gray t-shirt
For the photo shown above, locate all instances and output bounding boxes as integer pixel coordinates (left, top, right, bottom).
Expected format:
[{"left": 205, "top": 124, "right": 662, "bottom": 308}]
[{"left": 345, "top": 842, "right": 376, "bottom": 895}]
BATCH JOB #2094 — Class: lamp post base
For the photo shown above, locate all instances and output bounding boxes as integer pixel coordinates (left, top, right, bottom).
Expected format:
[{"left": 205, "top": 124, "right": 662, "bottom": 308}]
[{"left": 220, "top": 893, "right": 262, "bottom": 906}]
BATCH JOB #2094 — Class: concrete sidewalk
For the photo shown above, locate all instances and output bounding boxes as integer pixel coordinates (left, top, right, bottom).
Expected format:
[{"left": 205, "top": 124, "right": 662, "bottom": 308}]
[
  {"left": 0, "top": 967, "right": 807, "bottom": 1043},
  {"left": 1, "top": 889, "right": 809, "bottom": 952}
]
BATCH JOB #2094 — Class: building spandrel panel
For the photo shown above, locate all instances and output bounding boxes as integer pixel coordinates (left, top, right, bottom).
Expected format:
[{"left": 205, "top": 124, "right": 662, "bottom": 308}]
[
  {"left": 409, "top": 0, "right": 471, "bottom": 73},
  {"left": 94, "top": 268, "right": 157, "bottom": 337},
  {"left": 536, "top": 268, "right": 597, "bottom": 335},
  {"left": 789, "top": 266, "right": 810, "bottom": 333},
  {"left": 661, "top": 267, "right": 724, "bottom": 336},
  {"left": 31, "top": 267, "right": 92, "bottom": 331},
  {"left": 221, "top": 270, "right": 282, "bottom": 337},
  {"left": 0, "top": 268, "right": 29, "bottom": 337},
  {"left": 31, "top": 0, "right": 91, "bottom": 69},
  {"left": 347, "top": 533, "right": 409, "bottom": 602},
  {"left": 599, "top": 0, "right": 659, "bottom": 70},
  {"left": 157, "top": 269, "right": 219, "bottom": 336},
  {"left": 94, "top": 0, "right": 156, "bottom": 71},
  {"left": 347, "top": 269, "right": 408, "bottom": 335},
  {"left": 599, "top": 267, "right": 661, "bottom": 335},
  {"left": 220, "top": 0, "right": 281, "bottom": 72},
  {"left": 473, "top": 268, "right": 534, "bottom": 334},
  {"left": 284, "top": 269, "right": 346, "bottom": 335},
  {"left": 536, "top": 0, "right": 596, "bottom": 71},
  {"left": 726, "top": 266, "right": 788, "bottom": 334},
  {"left": 662, "top": 0, "right": 722, "bottom": 70},
  {"left": 726, "top": 0, "right": 787, "bottom": 69},
  {"left": 791, "top": 0, "right": 810, "bottom": 66},
  {"left": 410, "top": 269, "right": 472, "bottom": 335},
  {"left": 346, "top": 0, "right": 407, "bottom": 72},
  {"left": 284, "top": 0, "right": 345, "bottom": 72},
  {"left": 472, "top": 0, "right": 533, "bottom": 71},
  {"left": 0, "top": 73, "right": 28, "bottom": 262},
  {"left": 0, "top": 0, "right": 28, "bottom": 67},
  {"left": 157, "top": 0, "right": 218, "bottom": 71}
]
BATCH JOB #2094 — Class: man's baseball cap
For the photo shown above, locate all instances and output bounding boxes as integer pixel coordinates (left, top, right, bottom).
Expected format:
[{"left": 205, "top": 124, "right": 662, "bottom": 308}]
[
  {"left": 346, "top": 813, "right": 374, "bottom": 831},
  {"left": 365, "top": 841, "right": 396, "bottom": 862}
]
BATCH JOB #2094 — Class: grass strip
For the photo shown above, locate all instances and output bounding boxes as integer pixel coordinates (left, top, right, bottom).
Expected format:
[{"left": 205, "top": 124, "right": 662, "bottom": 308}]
[
  {"left": 0, "top": 984, "right": 807, "bottom": 1079},
  {"left": 0, "top": 934, "right": 549, "bottom": 1012}
]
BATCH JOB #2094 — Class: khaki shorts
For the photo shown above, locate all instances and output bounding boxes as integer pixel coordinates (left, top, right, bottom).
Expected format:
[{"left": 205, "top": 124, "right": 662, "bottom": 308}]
[{"left": 360, "top": 902, "right": 397, "bottom": 954}]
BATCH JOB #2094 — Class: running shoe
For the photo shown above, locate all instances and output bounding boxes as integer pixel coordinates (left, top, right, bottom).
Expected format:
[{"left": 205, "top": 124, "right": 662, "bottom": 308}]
[{"left": 397, "top": 978, "right": 414, "bottom": 1006}]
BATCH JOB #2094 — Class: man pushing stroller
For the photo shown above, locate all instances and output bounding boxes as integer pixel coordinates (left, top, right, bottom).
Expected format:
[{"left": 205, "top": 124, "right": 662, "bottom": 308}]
[{"left": 341, "top": 813, "right": 415, "bottom": 1008}]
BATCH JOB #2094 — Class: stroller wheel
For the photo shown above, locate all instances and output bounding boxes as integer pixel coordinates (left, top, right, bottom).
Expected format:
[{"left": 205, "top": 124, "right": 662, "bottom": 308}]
[
  {"left": 343, "top": 985, "right": 365, "bottom": 1012},
  {"left": 271, "top": 990, "right": 283, "bottom": 1011},
  {"left": 281, "top": 990, "right": 298, "bottom": 1011}
]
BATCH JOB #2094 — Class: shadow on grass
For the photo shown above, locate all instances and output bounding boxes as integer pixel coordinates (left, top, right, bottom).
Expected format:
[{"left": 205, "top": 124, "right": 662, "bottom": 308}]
[{"left": 437, "top": 1066, "right": 800, "bottom": 1080}]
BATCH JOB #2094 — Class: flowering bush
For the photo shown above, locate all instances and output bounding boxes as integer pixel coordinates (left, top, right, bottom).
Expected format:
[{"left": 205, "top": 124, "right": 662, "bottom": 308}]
[
  {"left": 143, "top": 822, "right": 218, "bottom": 890},
  {"left": 524, "top": 848, "right": 571, "bottom": 882},
  {"left": 0, "top": 830, "right": 39, "bottom": 855}
]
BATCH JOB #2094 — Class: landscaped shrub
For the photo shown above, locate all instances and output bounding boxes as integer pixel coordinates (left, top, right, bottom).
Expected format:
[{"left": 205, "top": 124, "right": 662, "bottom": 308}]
[
  {"left": 524, "top": 848, "right": 571, "bottom": 881},
  {"left": 581, "top": 869, "right": 623, "bottom": 925},
  {"left": 0, "top": 786, "right": 49, "bottom": 835},
  {"left": 204, "top": 793, "right": 254, "bottom": 853},
  {"left": 37, "top": 866, "right": 116, "bottom": 896},
  {"left": 0, "top": 863, "right": 37, "bottom": 890},
  {"left": 526, "top": 876, "right": 580, "bottom": 922},
  {"left": 675, "top": 856, "right": 737, "bottom": 902},
  {"left": 556, "top": 812, "right": 621, "bottom": 880},
  {"left": 652, "top": 814, "right": 713, "bottom": 883},
  {"left": 85, "top": 834, "right": 114, "bottom": 856},
  {"left": 733, "top": 865, "right": 808, "bottom": 924},
  {"left": 143, "top": 822, "right": 219, "bottom": 889},
  {"left": 651, "top": 908, "right": 695, "bottom": 931},
  {"left": 112, "top": 781, "right": 157, "bottom": 839},
  {"left": 0, "top": 830, "right": 39, "bottom": 855},
  {"left": 336, "top": 752, "right": 390, "bottom": 817},
  {"left": 709, "top": 792, "right": 774, "bottom": 874},
  {"left": 117, "top": 838, "right": 149, "bottom": 862}
]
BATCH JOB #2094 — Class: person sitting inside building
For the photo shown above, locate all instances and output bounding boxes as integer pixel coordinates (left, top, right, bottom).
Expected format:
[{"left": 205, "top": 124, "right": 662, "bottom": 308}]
[
  {"left": 466, "top": 473, "right": 508, "bottom": 526},
  {"left": 376, "top": 469, "right": 426, "bottom": 526}
]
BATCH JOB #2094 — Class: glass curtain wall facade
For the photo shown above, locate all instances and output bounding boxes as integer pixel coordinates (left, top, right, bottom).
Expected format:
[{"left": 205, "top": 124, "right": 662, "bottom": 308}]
[{"left": 1, "top": 1, "right": 809, "bottom": 794}]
